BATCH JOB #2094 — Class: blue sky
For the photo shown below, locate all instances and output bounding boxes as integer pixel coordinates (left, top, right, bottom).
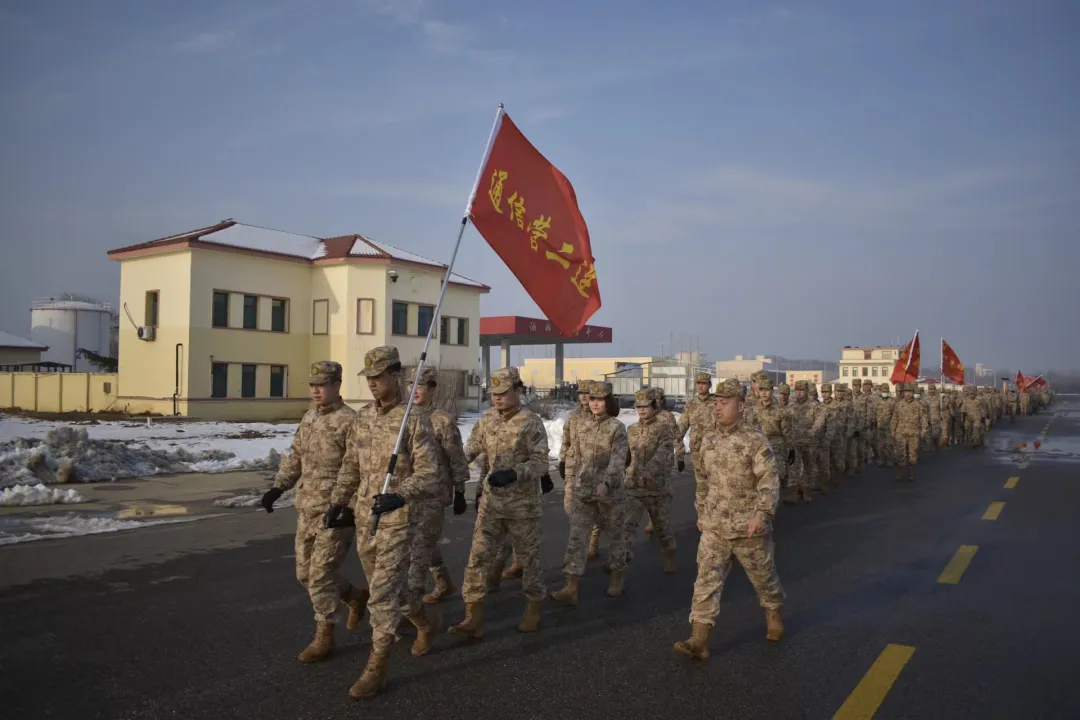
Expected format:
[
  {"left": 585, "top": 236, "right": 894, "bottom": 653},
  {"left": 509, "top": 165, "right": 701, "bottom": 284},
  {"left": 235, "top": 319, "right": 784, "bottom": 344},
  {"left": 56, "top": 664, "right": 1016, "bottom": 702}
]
[{"left": 1, "top": 0, "right": 1077, "bottom": 372}]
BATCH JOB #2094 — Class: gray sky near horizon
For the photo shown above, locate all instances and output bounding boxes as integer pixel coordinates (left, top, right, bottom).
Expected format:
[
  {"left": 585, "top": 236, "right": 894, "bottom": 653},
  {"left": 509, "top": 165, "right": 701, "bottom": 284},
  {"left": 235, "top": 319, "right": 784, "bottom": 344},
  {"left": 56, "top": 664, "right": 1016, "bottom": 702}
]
[{"left": 2, "top": 0, "right": 1078, "bottom": 374}]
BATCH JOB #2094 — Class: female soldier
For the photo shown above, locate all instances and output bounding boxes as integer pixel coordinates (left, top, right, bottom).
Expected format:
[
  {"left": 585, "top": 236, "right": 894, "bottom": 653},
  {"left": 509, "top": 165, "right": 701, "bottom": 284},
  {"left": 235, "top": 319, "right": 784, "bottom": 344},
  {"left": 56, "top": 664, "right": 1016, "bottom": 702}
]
[
  {"left": 550, "top": 382, "right": 630, "bottom": 603},
  {"left": 623, "top": 388, "right": 677, "bottom": 574}
]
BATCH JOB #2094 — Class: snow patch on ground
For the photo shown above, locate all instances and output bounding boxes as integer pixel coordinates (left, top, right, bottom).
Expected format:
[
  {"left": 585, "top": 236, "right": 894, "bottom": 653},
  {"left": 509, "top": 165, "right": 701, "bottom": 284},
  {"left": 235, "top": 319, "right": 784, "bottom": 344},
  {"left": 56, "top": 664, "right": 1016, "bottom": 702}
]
[
  {"left": 0, "top": 483, "right": 88, "bottom": 506},
  {"left": 0, "top": 515, "right": 198, "bottom": 546}
]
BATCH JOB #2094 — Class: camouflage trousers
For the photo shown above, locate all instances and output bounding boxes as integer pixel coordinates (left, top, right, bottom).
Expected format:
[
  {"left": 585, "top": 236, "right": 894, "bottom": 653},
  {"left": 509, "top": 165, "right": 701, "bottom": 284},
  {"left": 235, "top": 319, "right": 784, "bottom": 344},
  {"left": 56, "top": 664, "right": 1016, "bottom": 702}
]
[
  {"left": 407, "top": 501, "right": 447, "bottom": 598},
  {"left": 794, "top": 444, "right": 819, "bottom": 490},
  {"left": 564, "top": 499, "right": 627, "bottom": 576},
  {"left": 766, "top": 437, "right": 789, "bottom": 487},
  {"left": 893, "top": 435, "right": 920, "bottom": 468},
  {"left": 624, "top": 494, "right": 676, "bottom": 554},
  {"left": 295, "top": 510, "right": 354, "bottom": 624},
  {"left": 818, "top": 444, "right": 833, "bottom": 489},
  {"left": 964, "top": 420, "right": 985, "bottom": 448},
  {"left": 462, "top": 513, "right": 544, "bottom": 602},
  {"left": 939, "top": 420, "right": 951, "bottom": 446},
  {"left": 689, "top": 531, "right": 785, "bottom": 627},
  {"left": 562, "top": 465, "right": 578, "bottom": 514},
  {"left": 355, "top": 516, "right": 413, "bottom": 651},
  {"left": 690, "top": 448, "right": 707, "bottom": 514},
  {"left": 828, "top": 440, "right": 845, "bottom": 483},
  {"left": 929, "top": 423, "right": 941, "bottom": 451},
  {"left": 875, "top": 429, "right": 892, "bottom": 465},
  {"left": 846, "top": 435, "right": 859, "bottom": 473}
]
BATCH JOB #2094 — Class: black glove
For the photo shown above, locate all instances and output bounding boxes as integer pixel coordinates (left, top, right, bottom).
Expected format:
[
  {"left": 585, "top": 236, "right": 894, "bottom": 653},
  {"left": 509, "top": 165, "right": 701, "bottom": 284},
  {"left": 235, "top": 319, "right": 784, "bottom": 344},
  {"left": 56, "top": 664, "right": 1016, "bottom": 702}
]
[
  {"left": 261, "top": 487, "right": 284, "bottom": 513},
  {"left": 677, "top": 460, "right": 685, "bottom": 473},
  {"left": 487, "top": 469, "right": 518, "bottom": 488},
  {"left": 372, "top": 493, "right": 406, "bottom": 515},
  {"left": 541, "top": 473, "right": 554, "bottom": 494},
  {"left": 453, "top": 490, "right": 467, "bottom": 515},
  {"left": 787, "top": 448, "right": 796, "bottom": 465},
  {"left": 558, "top": 461, "right": 566, "bottom": 479},
  {"left": 324, "top": 504, "right": 354, "bottom": 529}
]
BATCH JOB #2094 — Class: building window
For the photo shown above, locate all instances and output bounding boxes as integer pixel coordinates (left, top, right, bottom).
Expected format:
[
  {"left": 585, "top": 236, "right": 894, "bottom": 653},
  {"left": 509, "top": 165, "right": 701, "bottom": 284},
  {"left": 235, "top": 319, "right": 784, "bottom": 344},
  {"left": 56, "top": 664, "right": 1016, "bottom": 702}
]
[
  {"left": 842, "top": 366, "right": 849, "bottom": 377},
  {"left": 863, "top": 350, "right": 872, "bottom": 360},
  {"left": 270, "top": 365, "right": 286, "bottom": 397},
  {"left": 883, "top": 351, "right": 892, "bottom": 360},
  {"left": 861, "top": 367, "right": 868, "bottom": 377},
  {"left": 243, "top": 295, "right": 258, "bottom": 330},
  {"left": 211, "top": 362, "right": 228, "bottom": 398},
  {"left": 457, "top": 317, "right": 468, "bottom": 346},
  {"left": 312, "top": 299, "right": 329, "bottom": 335},
  {"left": 212, "top": 291, "right": 229, "bottom": 328},
  {"left": 439, "top": 317, "right": 469, "bottom": 346},
  {"left": 392, "top": 302, "right": 408, "bottom": 335},
  {"left": 357, "top": 298, "right": 375, "bottom": 335},
  {"left": 440, "top": 316, "right": 450, "bottom": 345},
  {"left": 241, "top": 364, "right": 257, "bottom": 398},
  {"left": 144, "top": 290, "right": 159, "bottom": 328},
  {"left": 417, "top": 305, "right": 434, "bottom": 337},
  {"left": 271, "top": 299, "right": 288, "bottom": 332},
  {"left": 882, "top": 366, "right": 889, "bottom": 376},
  {"left": 872, "top": 366, "right": 879, "bottom": 377}
]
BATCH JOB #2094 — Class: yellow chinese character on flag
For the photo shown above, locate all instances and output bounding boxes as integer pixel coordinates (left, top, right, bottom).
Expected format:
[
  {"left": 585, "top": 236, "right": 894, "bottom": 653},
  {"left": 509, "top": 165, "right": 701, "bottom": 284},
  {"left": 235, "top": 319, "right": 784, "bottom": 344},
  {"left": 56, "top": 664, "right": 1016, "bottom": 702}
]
[
  {"left": 571, "top": 262, "right": 596, "bottom": 298},
  {"left": 545, "top": 242, "right": 574, "bottom": 269},
  {"left": 488, "top": 170, "right": 508, "bottom": 213},
  {"left": 507, "top": 191, "right": 526, "bottom": 229},
  {"left": 528, "top": 215, "right": 551, "bottom": 251}
]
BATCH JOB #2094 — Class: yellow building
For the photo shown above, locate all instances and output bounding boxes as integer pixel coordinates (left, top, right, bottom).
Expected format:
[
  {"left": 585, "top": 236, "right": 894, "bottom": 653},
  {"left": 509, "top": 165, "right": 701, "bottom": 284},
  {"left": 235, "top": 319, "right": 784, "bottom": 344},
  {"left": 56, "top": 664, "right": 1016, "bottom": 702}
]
[
  {"left": 106, "top": 220, "right": 489, "bottom": 420},
  {"left": 715, "top": 354, "right": 773, "bottom": 381},
  {"left": 519, "top": 357, "right": 658, "bottom": 388},
  {"left": 837, "top": 346, "right": 902, "bottom": 389}
]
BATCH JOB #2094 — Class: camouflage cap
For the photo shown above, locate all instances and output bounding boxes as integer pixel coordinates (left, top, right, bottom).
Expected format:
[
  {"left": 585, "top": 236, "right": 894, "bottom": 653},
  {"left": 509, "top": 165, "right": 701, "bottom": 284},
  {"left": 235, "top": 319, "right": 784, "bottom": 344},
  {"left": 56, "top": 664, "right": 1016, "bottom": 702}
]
[
  {"left": 715, "top": 378, "right": 745, "bottom": 399},
  {"left": 634, "top": 389, "right": 653, "bottom": 407},
  {"left": 694, "top": 372, "right": 711, "bottom": 384},
  {"left": 928, "top": 385, "right": 939, "bottom": 393},
  {"left": 489, "top": 366, "right": 521, "bottom": 395},
  {"left": 878, "top": 383, "right": 891, "bottom": 392},
  {"left": 750, "top": 370, "right": 770, "bottom": 384},
  {"left": 778, "top": 383, "right": 790, "bottom": 393},
  {"left": 758, "top": 376, "right": 774, "bottom": 391},
  {"left": 576, "top": 382, "right": 592, "bottom": 395},
  {"left": 852, "top": 378, "right": 863, "bottom": 386},
  {"left": 308, "top": 360, "right": 342, "bottom": 385},
  {"left": 820, "top": 383, "right": 833, "bottom": 393},
  {"left": 359, "top": 346, "right": 401, "bottom": 377},
  {"left": 589, "top": 382, "right": 613, "bottom": 399},
  {"left": 794, "top": 380, "right": 809, "bottom": 391},
  {"left": 407, "top": 366, "right": 439, "bottom": 385}
]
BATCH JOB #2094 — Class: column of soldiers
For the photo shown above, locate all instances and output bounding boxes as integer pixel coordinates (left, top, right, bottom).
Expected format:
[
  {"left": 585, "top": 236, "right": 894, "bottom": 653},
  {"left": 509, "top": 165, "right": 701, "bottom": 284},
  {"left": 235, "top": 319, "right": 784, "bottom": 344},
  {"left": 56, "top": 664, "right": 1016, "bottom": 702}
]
[{"left": 258, "top": 349, "right": 1054, "bottom": 699}]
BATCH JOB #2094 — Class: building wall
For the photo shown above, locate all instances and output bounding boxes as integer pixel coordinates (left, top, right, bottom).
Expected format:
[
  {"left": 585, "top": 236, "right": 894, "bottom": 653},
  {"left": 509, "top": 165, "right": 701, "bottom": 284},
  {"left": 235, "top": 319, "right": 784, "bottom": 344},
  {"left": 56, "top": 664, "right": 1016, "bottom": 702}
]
[
  {"left": 0, "top": 373, "right": 120, "bottom": 413},
  {"left": 715, "top": 356, "right": 773, "bottom": 380},
  {"left": 785, "top": 370, "right": 836, "bottom": 388},
  {"left": 520, "top": 357, "right": 656, "bottom": 388},
  {"left": 0, "top": 348, "right": 44, "bottom": 365},
  {"left": 837, "top": 346, "right": 901, "bottom": 388}
]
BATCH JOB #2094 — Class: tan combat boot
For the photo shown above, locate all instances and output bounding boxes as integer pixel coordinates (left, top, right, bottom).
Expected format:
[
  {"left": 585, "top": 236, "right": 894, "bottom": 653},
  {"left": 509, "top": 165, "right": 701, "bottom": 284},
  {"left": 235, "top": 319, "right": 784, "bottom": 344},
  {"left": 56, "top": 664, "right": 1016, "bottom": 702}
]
[
  {"left": 765, "top": 608, "right": 784, "bottom": 642},
  {"left": 487, "top": 552, "right": 506, "bottom": 592},
  {"left": 502, "top": 551, "right": 524, "bottom": 579},
  {"left": 423, "top": 567, "right": 455, "bottom": 604},
  {"left": 662, "top": 551, "right": 676, "bottom": 575},
  {"left": 644, "top": 517, "right": 654, "bottom": 538},
  {"left": 297, "top": 621, "right": 334, "bottom": 663},
  {"left": 448, "top": 601, "right": 485, "bottom": 639},
  {"left": 586, "top": 528, "right": 600, "bottom": 561},
  {"left": 781, "top": 488, "right": 799, "bottom": 505},
  {"left": 344, "top": 586, "right": 369, "bottom": 630},
  {"left": 606, "top": 570, "right": 625, "bottom": 597},
  {"left": 517, "top": 599, "right": 542, "bottom": 633},
  {"left": 673, "top": 622, "right": 712, "bottom": 661},
  {"left": 348, "top": 646, "right": 389, "bottom": 700},
  {"left": 408, "top": 606, "right": 440, "bottom": 657},
  {"left": 549, "top": 574, "right": 580, "bottom": 606}
]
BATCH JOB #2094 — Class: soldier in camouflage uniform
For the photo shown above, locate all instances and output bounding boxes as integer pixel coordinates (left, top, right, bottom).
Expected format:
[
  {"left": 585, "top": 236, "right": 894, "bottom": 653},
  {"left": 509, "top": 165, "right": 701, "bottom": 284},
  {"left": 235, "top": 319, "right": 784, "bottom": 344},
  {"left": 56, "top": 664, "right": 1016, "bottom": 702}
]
[
  {"left": 778, "top": 383, "right": 791, "bottom": 407},
  {"left": 861, "top": 379, "right": 878, "bottom": 464},
  {"left": 977, "top": 387, "right": 993, "bottom": 434},
  {"left": 400, "top": 367, "right": 471, "bottom": 606},
  {"left": 1019, "top": 388, "right": 1030, "bottom": 417},
  {"left": 623, "top": 388, "right": 678, "bottom": 574},
  {"left": 1006, "top": 386, "right": 1019, "bottom": 423},
  {"left": 890, "top": 383, "right": 928, "bottom": 481},
  {"left": 839, "top": 384, "right": 860, "bottom": 477},
  {"left": 950, "top": 389, "right": 965, "bottom": 445},
  {"left": 450, "top": 366, "right": 550, "bottom": 639},
  {"left": 849, "top": 379, "right": 865, "bottom": 470},
  {"left": 644, "top": 387, "right": 684, "bottom": 540},
  {"left": 673, "top": 379, "right": 785, "bottom": 662},
  {"left": 875, "top": 384, "right": 895, "bottom": 465},
  {"left": 261, "top": 361, "right": 365, "bottom": 664},
  {"left": 677, "top": 372, "right": 717, "bottom": 519},
  {"left": 754, "top": 377, "right": 794, "bottom": 493},
  {"left": 818, "top": 384, "right": 842, "bottom": 492},
  {"left": 961, "top": 386, "right": 986, "bottom": 448},
  {"left": 327, "top": 346, "right": 440, "bottom": 700},
  {"left": 552, "top": 382, "right": 631, "bottom": 603},
  {"left": 785, "top": 380, "right": 824, "bottom": 503},
  {"left": 926, "top": 386, "right": 943, "bottom": 453},
  {"left": 559, "top": 382, "right": 594, "bottom": 515}
]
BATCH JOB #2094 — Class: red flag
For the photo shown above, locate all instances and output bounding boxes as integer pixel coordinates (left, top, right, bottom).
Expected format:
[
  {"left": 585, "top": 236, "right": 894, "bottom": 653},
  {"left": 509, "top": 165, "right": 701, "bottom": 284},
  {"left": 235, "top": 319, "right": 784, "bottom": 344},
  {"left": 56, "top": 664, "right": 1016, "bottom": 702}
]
[
  {"left": 1015, "top": 370, "right": 1025, "bottom": 389},
  {"left": 469, "top": 113, "right": 600, "bottom": 337},
  {"left": 941, "top": 339, "right": 965, "bottom": 385},
  {"left": 1028, "top": 376, "right": 1046, "bottom": 390},
  {"left": 891, "top": 331, "right": 920, "bottom": 385}
]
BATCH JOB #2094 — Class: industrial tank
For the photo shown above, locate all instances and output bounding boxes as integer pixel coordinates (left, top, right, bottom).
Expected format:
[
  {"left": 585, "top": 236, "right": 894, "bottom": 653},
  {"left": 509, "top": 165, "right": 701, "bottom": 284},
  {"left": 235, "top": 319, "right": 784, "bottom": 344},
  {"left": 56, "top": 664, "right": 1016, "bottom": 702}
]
[{"left": 30, "top": 295, "right": 119, "bottom": 372}]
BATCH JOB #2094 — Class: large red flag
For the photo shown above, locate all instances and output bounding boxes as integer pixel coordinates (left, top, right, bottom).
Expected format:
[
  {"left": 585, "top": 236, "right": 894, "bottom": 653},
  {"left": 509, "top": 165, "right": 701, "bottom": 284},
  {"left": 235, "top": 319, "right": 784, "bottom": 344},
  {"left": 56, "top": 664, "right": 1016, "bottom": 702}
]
[
  {"left": 469, "top": 113, "right": 600, "bottom": 337},
  {"left": 1015, "top": 370, "right": 1025, "bottom": 389},
  {"left": 891, "top": 331, "right": 921, "bottom": 385},
  {"left": 941, "top": 339, "right": 965, "bottom": 385}
]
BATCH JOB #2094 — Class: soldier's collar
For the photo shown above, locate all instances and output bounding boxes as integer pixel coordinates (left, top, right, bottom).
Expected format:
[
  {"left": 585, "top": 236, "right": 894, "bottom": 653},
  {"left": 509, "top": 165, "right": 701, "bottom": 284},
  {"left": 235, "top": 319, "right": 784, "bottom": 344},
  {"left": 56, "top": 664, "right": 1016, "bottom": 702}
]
[
  {"left": 496, "top": 406, "right": 521, "bottom": 420},
  {"left": 714, "top": 420, "right": 740, "bottom": 435},
  {"left": 375, "top": 395, "right": 401, "bottom": 414},
  {"left": 316, "top": 398, "right": 345, "bottom": 414}
]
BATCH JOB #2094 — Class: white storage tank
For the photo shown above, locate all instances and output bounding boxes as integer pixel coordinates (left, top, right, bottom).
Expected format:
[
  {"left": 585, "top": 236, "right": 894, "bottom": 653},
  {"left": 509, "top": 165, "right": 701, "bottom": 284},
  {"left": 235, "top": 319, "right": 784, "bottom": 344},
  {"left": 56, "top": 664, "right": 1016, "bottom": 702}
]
[{"left": 31, "top": 295, "right": 119, "bottom": 372}]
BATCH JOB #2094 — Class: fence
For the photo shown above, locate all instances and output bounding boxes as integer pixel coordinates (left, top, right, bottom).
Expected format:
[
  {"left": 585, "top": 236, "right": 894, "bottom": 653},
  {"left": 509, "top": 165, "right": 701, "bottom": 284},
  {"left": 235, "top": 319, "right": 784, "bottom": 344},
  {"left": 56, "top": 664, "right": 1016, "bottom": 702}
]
[{"left": 0, "top": 372, "right": 119, "bottom": 414}]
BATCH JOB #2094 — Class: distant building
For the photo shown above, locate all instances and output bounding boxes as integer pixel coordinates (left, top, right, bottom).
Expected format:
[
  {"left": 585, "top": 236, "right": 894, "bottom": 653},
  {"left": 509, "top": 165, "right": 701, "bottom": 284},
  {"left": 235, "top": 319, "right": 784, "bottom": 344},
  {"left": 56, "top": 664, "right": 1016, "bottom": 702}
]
[
  {"left": 837, "top": 346, "right": 902, "bottom": 388},
  {"left": 521, "top": 356, "right": 659, "bottom": 389},
  {"left": 785, "top": 369, "right": 838, "bottom": 388},
  {"left": 0, "top": 330, "right": 48, "bottom": 367},
  {"left": 714, "top": 354, "right": 773, "bottom": 381},
  {"left": 31, "top": 295, "right": 119, "bottom": 372}
]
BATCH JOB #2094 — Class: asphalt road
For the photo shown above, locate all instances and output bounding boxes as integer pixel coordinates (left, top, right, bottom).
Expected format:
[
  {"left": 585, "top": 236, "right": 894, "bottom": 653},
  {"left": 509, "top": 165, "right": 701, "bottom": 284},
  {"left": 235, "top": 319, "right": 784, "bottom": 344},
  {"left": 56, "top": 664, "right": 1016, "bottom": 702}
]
[{"left": 2, "top": 401, "right": 1079, "bottom": 719}]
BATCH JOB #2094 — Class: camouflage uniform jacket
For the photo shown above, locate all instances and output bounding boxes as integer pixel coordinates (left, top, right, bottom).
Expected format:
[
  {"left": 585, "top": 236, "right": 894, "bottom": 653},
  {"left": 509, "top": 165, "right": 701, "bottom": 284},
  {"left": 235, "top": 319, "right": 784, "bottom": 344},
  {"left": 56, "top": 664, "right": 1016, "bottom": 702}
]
[
  {"left": 559, "top": 406, "right": 592, "bottom": 475},
  {"left": 657, "top": 408, "right": 685, "bottom": 464},
  {"left": 962, "top": 394, "right": 985, "bottom": 424},
  {"left": 820, "top": 399, "right": 844, "bottom": 444},
  {"left": 876, "top": 397, "right": 895, "bottom": 429},
  {"left": 678, "top": 394, "right": 716, "bottom": 455},
  {"left": 754, "top": 399, "right": 792, "bottom": 447},
  {"left": 699, "top": 421, "right": 780, "bottom": 539},
  {"left": 273, "top": 399, "right": 358, "bottom": 514},
  {"left": 416, "top": 405, "right": 470, "bottom": 508},
  {"left": 626, "top": 415, "right": 675, "bottom": 498},
  {"left": 789, "top": 398, "right": 825, "bottom": 448},
  {"left": 842, "top": 395, "right": 859, "bottom": 437},
  {"left": 865, "top": 391, "right": 880, "bottom": 430},
  {"left": 465, "top": 406, "right": 550, "bottom": 520},
  {"left": 926, "top": 394, "right": 942, "bottom": 425},
  {"left": 890, "top": 398, "right": 928, "bottom": 438},
  {"left": 1006, "top": 390, "right": 1019, "bottom": 407},
  {"left": 331, "top": 397, "right": 439, "bottom": 528},
  {"left": 742, "top": 402, "right": 765, "bottom": 433},
  {"left": 571, "top": 413, "right": 630, "bottom": 503}
]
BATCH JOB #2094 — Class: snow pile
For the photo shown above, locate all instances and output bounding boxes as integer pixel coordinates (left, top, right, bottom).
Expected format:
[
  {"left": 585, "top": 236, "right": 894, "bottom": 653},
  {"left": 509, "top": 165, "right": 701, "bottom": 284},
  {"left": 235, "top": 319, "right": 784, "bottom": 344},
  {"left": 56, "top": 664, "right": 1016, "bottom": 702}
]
[
  {"left": 0, "top": 515, "right": 196, "bottom": 546},
  {"left": 0, "top": 483, "right": 88, "bottom": 506},
  {"left": 0, "top": 426, "right": 282, "bottom": 488},
  {"left": 214, "top": 486, "right": 296, "bottom": 509}
]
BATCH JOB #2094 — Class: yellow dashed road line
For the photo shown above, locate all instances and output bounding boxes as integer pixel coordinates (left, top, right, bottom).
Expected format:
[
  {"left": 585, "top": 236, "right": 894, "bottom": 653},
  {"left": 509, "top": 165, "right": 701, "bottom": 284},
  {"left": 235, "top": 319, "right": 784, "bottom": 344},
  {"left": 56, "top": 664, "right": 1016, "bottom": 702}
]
[
  {"left": 834, "top": 644, "right": 916, "bottom": 720},
  {"left": 937, "top": 545, "right": 979, "bottom": 585}
]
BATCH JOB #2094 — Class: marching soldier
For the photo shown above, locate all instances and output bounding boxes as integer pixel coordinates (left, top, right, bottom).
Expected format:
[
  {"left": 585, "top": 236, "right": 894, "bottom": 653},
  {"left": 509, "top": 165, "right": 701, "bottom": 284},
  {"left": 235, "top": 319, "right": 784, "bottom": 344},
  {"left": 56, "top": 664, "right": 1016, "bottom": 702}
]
[
  {"left": 678, "top": 372, "right": 717, "bottom": 518},
  {"left": 644, "top": 387, "right": 685, "bottom": 540},
  {"left": 786, "top": 380, "right": 824, "bottom": 503},
  {"left": 875, "top": 383, "right": 895, "bottom": 465},
  {"left": 890, "top": 383, "right": 928, "bottom": 481},
  {"left": 623, "top": 388, "right": 678, "bottom": 574}
]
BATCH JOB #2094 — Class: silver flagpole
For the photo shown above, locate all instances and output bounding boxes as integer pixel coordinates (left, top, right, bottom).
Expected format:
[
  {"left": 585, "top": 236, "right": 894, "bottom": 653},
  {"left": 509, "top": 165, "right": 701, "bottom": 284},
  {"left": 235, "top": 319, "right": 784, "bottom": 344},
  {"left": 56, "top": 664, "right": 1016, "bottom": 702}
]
[{"left": 371, "top": 103, "right": 506, "bottom": 535}]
